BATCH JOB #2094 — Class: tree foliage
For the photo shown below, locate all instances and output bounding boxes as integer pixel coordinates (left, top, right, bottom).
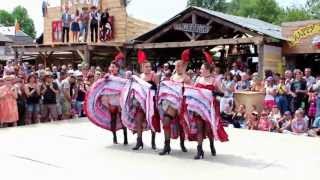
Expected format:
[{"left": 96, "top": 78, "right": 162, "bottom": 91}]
[
  {"left": 187, "top": 0, "right": 228, "bottom": 12},
  {"left": 0, "top": 6, "right": 36, "bottom": 38},
  {"left": 306, "top": 0, "right": 320, "bottom": 19},
  {"left": 0, "top": 10, "right": 15, "bottom": 26},
  {"left": 187, "top": 0, "right": 314, "bottom": 24},
  {"left": 277, "top": 7, "right": 312, "bottom": 24}
]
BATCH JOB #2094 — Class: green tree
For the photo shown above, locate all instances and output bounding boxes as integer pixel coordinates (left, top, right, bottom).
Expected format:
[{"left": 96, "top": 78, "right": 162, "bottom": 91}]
[
  {"left": 12, "top": 6, "right": 36, "bottom": 38},
  {"left": 277, "top": 6, "right": 312, "bottom": 24},
  {"left": 187, "top": 0, "right": 228, "bottom": 12},
  {"left": 0, "top": 10, "right": 14, "bottom": 26},
  {"left": 306, "top": 0, "right": 320, "bottom": 18},
  {"left": 228, "top": 0, "right": 281, "bottom": 23}
]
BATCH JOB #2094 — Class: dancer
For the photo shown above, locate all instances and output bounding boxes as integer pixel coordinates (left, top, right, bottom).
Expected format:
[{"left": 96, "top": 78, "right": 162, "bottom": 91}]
[
  {"left": 122, "top": 63, "right": 157, "bottom": 150},
  {"left": 192, "top": 63, "right": 228, "bottom": 159},
  {"left": 105, "top": 62, "right": 128, "bottom": 144},
  {"left": 158, "top": 60, "right": 191, "bottom": 155},
  {"left": 85, "top": 61, "right": 128, "bottom": 145}
]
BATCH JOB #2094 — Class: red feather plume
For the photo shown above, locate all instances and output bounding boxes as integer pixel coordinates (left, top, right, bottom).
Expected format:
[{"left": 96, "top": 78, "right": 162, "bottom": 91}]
[
  {"left": 137, "top": 49, "right": 147, "bottom": 64},
  {"left": 115, "top": 52, "right": 125, "bottom": 61},
  {"left": 181, "top": 49, "right": 191, "bottom": 63},
  {"left": 203, "top": 50, "right": 213, "bottom": 64}
]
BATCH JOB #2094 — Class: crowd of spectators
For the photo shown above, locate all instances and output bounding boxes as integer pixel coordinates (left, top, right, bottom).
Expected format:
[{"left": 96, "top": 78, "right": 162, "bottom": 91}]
[{"left": 0, "top": 60, "right": 319, "bottom": 137}]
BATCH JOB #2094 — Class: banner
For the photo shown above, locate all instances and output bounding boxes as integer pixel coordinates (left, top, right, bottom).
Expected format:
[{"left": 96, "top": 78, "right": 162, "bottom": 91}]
[
  {"left": 52, "top": 20, "right": 62, "bottom": 42},
  {"left": 289, "top": 23, "right": 320, "bottom": 47}
]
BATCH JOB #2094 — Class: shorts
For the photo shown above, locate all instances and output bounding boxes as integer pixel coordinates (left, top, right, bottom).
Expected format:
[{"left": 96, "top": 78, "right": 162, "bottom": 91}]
[
  {"left": 264, "top": 100, "right": 276, "bottom": 109},
  {"left": 42, "top": 104, "right": 58, "bottom": 120},
  {"left": 26, "top": 104, "right": 40, "bottom": 113},
  {"left": 61, "top": 99, "right": 72, "bottom": 115}
]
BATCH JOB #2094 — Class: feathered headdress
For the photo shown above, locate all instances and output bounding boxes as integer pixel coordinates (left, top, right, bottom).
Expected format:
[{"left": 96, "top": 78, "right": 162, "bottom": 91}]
[
  {"left": 203, "top": 50, "right": 213, "bottom": 64},
  {"left": 137, "top": 49, "right": 147, "bottom": 64},
  {"left": 181, "top": 49, "right": 191, "bottom": 64},
  {"left": 115, "top": 51, "right": 125, "bottom": 61}
]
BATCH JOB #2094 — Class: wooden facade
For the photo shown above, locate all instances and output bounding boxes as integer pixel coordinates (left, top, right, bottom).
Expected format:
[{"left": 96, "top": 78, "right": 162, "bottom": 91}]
[
  {"left": 282, "top": 20, "right": 320, "bottom": 55},
  {"left": 44, "top": 0, "right": 155, "bottom": 43},
  {"left": 130, "top": 6, "right": 285, "bottom": 77},
  {"left": 12, "top": 0, "right": 155, "bottom": 66}
]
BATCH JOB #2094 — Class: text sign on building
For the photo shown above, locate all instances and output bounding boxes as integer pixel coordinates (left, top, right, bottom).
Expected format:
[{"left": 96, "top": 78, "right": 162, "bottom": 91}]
[
  {"left": 289, "top": 23, "right": 320, "bottom": 47},
  {"left": 173, "top": 23, "right": 211, "bottom": 34}
]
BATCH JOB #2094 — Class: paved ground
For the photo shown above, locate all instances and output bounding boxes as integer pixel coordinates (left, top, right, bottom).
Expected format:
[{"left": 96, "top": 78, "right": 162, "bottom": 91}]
[{"left": 0, "top": 118, "right": 319, "bottom": 180}]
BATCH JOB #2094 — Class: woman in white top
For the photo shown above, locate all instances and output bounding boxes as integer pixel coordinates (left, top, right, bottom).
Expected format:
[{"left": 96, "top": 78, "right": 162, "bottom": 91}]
[{"left": 264, "top": 76, "right": 277, "bottom": 110}]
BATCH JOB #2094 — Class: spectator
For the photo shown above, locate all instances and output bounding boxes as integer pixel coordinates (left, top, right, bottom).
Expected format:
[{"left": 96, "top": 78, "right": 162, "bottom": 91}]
[
  {"left": 230, "top": 62, "right": 242, "bottom": 76},
  {"left": 291, "top": 110, "right": 308, "bottom": 135},
  {"left": 221, "top": 100, "right": 234, "bottom": 127},
  {"left": 290, "top": 70, "right": 308, "bottom": 111},
  {"left": 220, "top": 72, "right": 235, "bottom": 113},
  {"left": 235, "top": 73, "right": 250, "bottom": 91},
  {"left": 312, "top": 77, "right": 320, "bottom": 118},
  {"left": 0, "top": 75, "right": 19, "bottom": 127},
  {"left": 313, "top": 116, "right": 320, "bottom": 129},
  {"left": 79, "top": 7, "right": 90, "bottom": 42},
  {"left": 232, "top": 104, "right": 247, "bottom": 128},
  {"left": 279, "top": 111, "right": 293, "bottom": 133},
  {"left": 55, "top": 71, "right": 67, "bottom": 120},
  {"left": 276, "top": 77, "right": 289, "bottom": 114},
  {"left": 61, "top": 74, "right": 76, "bottom": 119},
  {"left": 24, "top": 74, "right": 41, "bottom": 124},
  {"left": 269, "top": 105, "right": 281, "bottom": 132},
  {"left": 86, "top": 73, "right": 95, "bottom": 87},
  {"left": 308, "top": 91, "right": 317, "bottom": 126},
  {"left": 304, "top": 68, "right": 316, "bottom": 89},
  {"left": 264, "top": 76, "right": 277, "bottom": 110},
  {"left": 74, "top": 72, "right": 87, "bottom": 117},
  {"left": 61, "top": 7, "right": 72, "bottom": 43},
  {"left": 71, "top": 9, "right": 80, "bottom": 42},
  {"left": 0, "top": 64, "right": 4, "bottom": 78},
  {"left": 90, "top": 6, "right": 99, "bottom": 43},
  {"left": 257, "top": 110, "right": 272, "bottom": 132},
  {"left": 41, "top": 72, "right": 59, "bottom": 122},
  {"left": 52, "top": 66, "right": 60, "bottom": 80},
  {"left": 247, "top": 110, "right": 259, "bottom": 130},
  {"left": 15, "top": 78, "right": 26, "bottom": 126},
  {"left": 100, "top": 8, "right": 110, "bottom": 41}
]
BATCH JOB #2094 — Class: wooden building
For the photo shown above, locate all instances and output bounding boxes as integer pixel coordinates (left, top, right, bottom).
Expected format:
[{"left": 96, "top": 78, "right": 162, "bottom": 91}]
[
  {"left": 282, "top": 20, "right": 320, "bottom": 74},
  {"left": 129, "top": 6, "right": 287, "bottom": 77},
  {"left": 12, "top": 0, "right": 155, "bottom": 67}
]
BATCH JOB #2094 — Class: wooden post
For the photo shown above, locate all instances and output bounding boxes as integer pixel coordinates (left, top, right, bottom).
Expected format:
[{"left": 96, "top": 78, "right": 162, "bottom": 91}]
[
  {"left": 84, "top": 47, "right": 90, "bottom": 64},
  {"left": 191, "top": 13, "right": 197, "bottom": 41},
  {"left": 257, "top": 43, "right": 264, "bottom": 78}
]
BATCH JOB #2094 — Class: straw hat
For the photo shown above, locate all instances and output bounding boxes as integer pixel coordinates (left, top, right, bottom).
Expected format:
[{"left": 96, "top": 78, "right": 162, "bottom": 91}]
[
  {"left": 3, "top": 75, "right": 16, "bottom": 81},
  {"left": 44, "top": 71, "right": 53, "bottom": 77}
]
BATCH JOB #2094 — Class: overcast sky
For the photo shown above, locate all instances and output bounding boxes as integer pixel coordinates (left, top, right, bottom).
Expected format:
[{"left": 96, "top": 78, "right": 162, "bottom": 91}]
[{"left": 0, "top": 0, "right": 308, "bottom": 37}]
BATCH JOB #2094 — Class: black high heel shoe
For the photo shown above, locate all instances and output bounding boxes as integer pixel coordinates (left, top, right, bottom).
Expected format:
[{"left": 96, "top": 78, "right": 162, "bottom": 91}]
[
  {"left": 132, "top": 137, "right": 143, "bottom": 150},
  {"left": 159, "top": 140, "right": 171, "bottom": 155},
  {"left": 194, "top": 145, "right": 204, "bottom": 160},
  {"left": 151, "top": 132, "right": 156, "bottom": 150},
  {"left": 112, "top": 132, "right": 118, "bottom": 144},
  {"left": 123, "top": 128, "right": 128, "bottom": 145},
  {"left": 180, "top": 139, "right": 188, "bottom": 152},
  {"left": 209, "top": 139, "right": 216, "bottom": 156}
]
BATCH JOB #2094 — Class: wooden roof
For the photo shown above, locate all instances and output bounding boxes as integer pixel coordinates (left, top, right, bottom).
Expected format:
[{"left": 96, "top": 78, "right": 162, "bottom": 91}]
[{"left": 133, "top": 6, "right": 287, "bottom": 44}]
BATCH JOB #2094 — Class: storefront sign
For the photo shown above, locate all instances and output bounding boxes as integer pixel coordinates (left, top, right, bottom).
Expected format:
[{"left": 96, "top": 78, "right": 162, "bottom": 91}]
[
  {"left": 173, "top": 23, "right": 211, "bottom": 34},
  {"left": 289, "top": 23, "right": 320, "bottom": 47}
]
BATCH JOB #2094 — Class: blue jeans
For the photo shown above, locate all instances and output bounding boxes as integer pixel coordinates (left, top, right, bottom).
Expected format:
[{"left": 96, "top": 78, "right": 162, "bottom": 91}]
[
  {"left": 26, "top": 103, "right": 40, "bottom": 113},
  {"left": 276, "top": 95, "right": 289, "bottom": 114},
  {"left": 75, "top": 101, "right": 84, "bottom": 117},
  {"left": 80, "top": 23, "right": 88, "bottom": 42},
  {"left": 316, "top": 96, "right": 320, "bottom": 118}
]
